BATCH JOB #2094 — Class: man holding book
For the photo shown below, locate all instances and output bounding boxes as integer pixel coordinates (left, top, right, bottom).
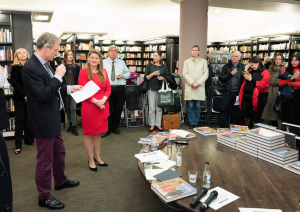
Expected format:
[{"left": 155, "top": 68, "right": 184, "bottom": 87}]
[
  {"left": 218, "top": 51, "right": 245, "bottom": 127},
  {"left": 102, "top": 45, "right": 130, "bottom": 138}
]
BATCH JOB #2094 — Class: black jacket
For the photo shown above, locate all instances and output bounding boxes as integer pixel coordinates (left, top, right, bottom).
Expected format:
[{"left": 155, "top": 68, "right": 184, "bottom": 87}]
[
  {"left": 218, "top": 61, "right": 245, "bottom": 94},
  {"left": 63, "top": 64, "right": 80, "bottom": 85},
  {"left": 10, "top": 65, "right": 26, "bottom": 103},
  {"left": 0, "top": 133, "right": 12, "bottom": 212},
  {"left": 205, "top": 64, "right": 215, "bottom": 90},
  {"left": 23, "top": 54, "right": 68, "bottom": 138}
]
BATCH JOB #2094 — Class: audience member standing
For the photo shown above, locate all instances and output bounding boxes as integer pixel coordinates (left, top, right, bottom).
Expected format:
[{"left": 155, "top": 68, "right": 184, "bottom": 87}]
[
  {"left": 262, "top": 54, "right": 285, "bottom": 127},
  {"left": 62, "top": 50, "right": 81, "bottom": 136},
  {"left": 23, "top": 32, "right": 81, "bottom": 210},
  {"left": 0, "top": 66, "right": 9, "bottom": 135},
  {"left": 218, "top": 51, "right": 245, "bottom": 127},
  {"left": 144, "top": 51, "right": 168, "bottom": 132},
  {"left": 11, "top": 48, "right": 35, "bottom": 155},
  {"left": 102, "top": 45, "right": 130, "bottom": 138},
  {"left": 79, "top": 49, "right": 111, "bottom": 172},
  {"left": 279, "top": 53, "right": 300, "bottom": 125},
  {"left": 236, "top": 56, "right": 270, "bottom": 126},
  {"left": 183, "top": 45, "right": 208, "bottom": 129}
]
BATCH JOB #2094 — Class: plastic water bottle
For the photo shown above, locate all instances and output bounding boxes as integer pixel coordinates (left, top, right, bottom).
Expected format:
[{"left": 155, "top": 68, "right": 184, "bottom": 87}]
[
  {"left": 151, "top": 131, "right": 158, "bottom": 151},
  {"left": 203, "top": 162, "right": 211, "bottom": 188},
  {"left": 176, "top": 145, "right": 182, "bottom": 166}
]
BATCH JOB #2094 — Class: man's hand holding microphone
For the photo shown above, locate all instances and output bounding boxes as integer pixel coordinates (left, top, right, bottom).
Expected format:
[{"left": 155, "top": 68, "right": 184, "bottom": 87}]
[{"left": 55, "top": 64, "right": 83, "bottom": 93}]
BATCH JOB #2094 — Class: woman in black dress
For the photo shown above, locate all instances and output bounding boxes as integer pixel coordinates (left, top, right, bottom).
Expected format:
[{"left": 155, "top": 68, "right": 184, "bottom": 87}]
[
  {"left": 0, "top": 66, "right": 9, "bottom": 135},
  {"left": 11, "top": 48, "right": 35, "bottom": 154}
]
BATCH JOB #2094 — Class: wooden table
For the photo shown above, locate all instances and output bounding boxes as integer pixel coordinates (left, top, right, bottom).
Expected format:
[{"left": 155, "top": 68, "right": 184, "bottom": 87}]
[{"left": 137, "top": 131, "right": 300, "bottom": 212}]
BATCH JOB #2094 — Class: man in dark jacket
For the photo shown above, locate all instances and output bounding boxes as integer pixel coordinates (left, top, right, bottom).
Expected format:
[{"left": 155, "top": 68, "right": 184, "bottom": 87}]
[{"left": 218, "top": 51, "right": 245, "bottom": 127}]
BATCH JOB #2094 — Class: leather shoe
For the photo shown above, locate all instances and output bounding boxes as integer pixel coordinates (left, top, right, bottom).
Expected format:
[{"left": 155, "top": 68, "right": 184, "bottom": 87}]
[
  {"left": 38, "top": 196, "right": 65, "bottom": 210},
  {"left": 189, "top": 125, "right": 194, "bottom": 129},
  {"left": 94, "top": 157, "right": 108, "bottom": 166},
  {"left": 101, "top": 131, "right": 110, "bottom": 138},
  {"left": 55, "top": 179, "right": 80, "bottom": 190},
  {"left": 111, "top": 128, "right": 121, "bottom": 134},
  {"left": 67, "top": 122, "right": 72, "bottom": 132},
  {"left": 72, "top": 126, "right": 79, "bottom": 136}
]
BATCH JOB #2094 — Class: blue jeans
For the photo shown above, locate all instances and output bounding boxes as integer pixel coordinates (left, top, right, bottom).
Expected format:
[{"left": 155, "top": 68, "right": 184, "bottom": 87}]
[{"left": 186, "top": 100, "right": 201, "bottom": 125}]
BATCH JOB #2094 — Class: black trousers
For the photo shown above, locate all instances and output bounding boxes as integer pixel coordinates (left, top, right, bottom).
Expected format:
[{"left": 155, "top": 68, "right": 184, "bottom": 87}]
[
  {"left": 281, "top": 89, "right": 300, "bottom": 125},
  {"left": 218, "top": 91, "right": 239, "bottom": 127},
  {"left": 236, "top": 92, "right": 268, "bottom": 125},
  {"left": 108, "top": 86, "right": 126, "bottom": 131},
  {"left": 14, "top": 100, "right": 34, "bottom": 149}
]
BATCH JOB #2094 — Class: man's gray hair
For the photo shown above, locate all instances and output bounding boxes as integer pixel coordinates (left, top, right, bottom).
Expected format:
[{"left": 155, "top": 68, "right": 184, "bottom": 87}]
[
  {"left": 108, "top": 45, "right": 118, "bottom": 52},
  {"left": 232, "top": 51, "right": 242, "bottom": 57},
  {"left": 36, "top": 32, "right": 60, "bottom": 50}
]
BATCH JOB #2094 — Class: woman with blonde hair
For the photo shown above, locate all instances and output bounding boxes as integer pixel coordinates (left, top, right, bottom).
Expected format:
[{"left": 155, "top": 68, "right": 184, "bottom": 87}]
[
  {"left": 11, "top": 48, "right": 34, "bottom": 154},
  {"left": 62, "top": 50, "right": 81, "bottom": 136},
  {"left": 78, "top": 49, "right": 111, "bottom": 172}
]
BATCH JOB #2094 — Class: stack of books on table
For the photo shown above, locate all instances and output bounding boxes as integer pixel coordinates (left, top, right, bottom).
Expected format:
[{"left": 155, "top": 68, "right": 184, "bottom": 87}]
[
  {"left": 258, "top": 147, "right": 298, "bottom": 167},
  {"left": 284, "top": 161, "right": 300, "bottom": 176},
  {"left": 235, "top": 136, "right": 258, "bottom": 157},
  {"left": 193, "top": 127, "right": 218, "bottom": 136},
  {"left": 151, "top": 177, "right": 197, "bottom": 203},
  {"left": 217, "top": 128, "right": 231, "bottom": 134},
  {"left": 230, "top": 125, "right": 249, "bottom": 135},
  {"left": 217, "top": 132, "right": 243, "bottom": 149},
  {"left": 170, "top": 129, "right": 196, "bottom": 139}
]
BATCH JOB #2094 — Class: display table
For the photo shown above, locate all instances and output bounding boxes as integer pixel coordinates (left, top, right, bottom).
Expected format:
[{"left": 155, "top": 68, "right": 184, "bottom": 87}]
[{"left": 137, "top": 131, "right": 300, "bottom": 212}]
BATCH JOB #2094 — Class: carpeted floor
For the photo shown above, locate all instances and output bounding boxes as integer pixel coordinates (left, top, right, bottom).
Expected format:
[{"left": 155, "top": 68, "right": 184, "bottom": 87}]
[{"left": 5, "top": 118, "right": 186, "bottom": 212}]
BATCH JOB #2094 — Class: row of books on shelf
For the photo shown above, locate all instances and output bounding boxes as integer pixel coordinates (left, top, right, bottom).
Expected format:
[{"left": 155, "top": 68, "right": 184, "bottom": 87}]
[
  {"left": 1, "top": 65, "right": 9, "bottom": 78},
  {"left": 144, "top": 45, "right": 166, "bottom": 51},
  {"left": 241, "top": 52, "right": 251, "bottom": 58},
  {"left": 76, "top": 42, "right": 92, "bottom": 50},
  {"left": 59, "top": 45, "right": 66, "bottom": 51},
  {"left": 126, "top": 60, "right": 142, "bottom": 65},
  {"left": 75, "top": 53, "right": 87, "bottom": 60},
  {"left": 239, "top": 46, "right": 252, "bottom": 52},
  {"left": 259, "top": 44, "right": 269, "bottom": 50},
  {"left": 4, "top": 84, "right": 13, "bottom": 95},
  {"left": 143, "top": 52, "right": 166, "bottom": 59},
  {"left": 6, "top": 99, "right": 14, "bottom": 112},
  {"left": 126, "top": 53, "right": 141, "bottom": 58},
  {"left": 271, "top": 42, "right": 289, "bottom": 50},
  {"left": 0, "top": 28, "right": 12, "bottom": 43},
  {"left": 270, "top": 51, "right": 289, "bottom": 59},
  {"left": 0, "top": 47, "right": 13, "bottom": 61}
]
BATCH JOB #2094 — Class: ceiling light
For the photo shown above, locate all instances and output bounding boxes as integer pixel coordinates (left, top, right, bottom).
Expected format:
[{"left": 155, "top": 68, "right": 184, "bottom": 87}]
[
  {"left": 214, "top": 10, "right": 221, "bottom": 13},
  {"left": 0, "top": 11, "right": 2, "bottom": 13},
  {"left": 35, "top": 15, "right": 49, "bottom": 21}
]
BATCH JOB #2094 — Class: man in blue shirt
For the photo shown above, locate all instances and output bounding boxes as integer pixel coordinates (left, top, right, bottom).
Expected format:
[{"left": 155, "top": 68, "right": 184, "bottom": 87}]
[{"left": 102, "top": 45, "right": 130, "bottom": 138}]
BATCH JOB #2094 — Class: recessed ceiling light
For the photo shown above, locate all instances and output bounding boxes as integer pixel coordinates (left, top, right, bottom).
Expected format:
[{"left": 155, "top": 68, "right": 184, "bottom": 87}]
[
  {"left": 214, "top": 10, "right": 221, "bottom": 13},
  {"left": 35, "top": 15, "right": 49, "bottom": 21},
  {"left": 0, "top": 11, "right": 2, "bottom": 13}
]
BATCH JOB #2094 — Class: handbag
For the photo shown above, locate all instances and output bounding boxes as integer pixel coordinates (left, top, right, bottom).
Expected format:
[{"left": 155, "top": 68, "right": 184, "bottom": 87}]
[
  {"left": 161, "top": 112, "right": 180, "bottom": 130},
  {"left": 157, "top": 82, "right": 174, "bottom": 108},
  {"left": 139, "top": 81, "right": 148, "bottom": 93},
  {"left": 273, "top": 93, "right": 289, "bottom": 115},
  {"left": 165, "top": 96, "right": 181, "bottom": 113}
]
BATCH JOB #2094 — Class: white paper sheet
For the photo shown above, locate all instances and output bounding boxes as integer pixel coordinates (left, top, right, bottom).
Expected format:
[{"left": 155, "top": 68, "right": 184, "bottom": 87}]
[
  {"left": 135, "top": 150, "right": 169, "bottom": 163},
  {"left": 70, "top": 81, "right": 100, "bottom": 103},
  {"left": 145, "top": 169, "right": 167, "bottom": 180},
  {"left": 239, "top": 208, "right": 282, "bottom": 212},
  {"left": 199, "top": 186, "right": 239, "bottom": 210},
  {"left": 234, "top": 96, "right": 239, "bottom": 106},
  {"left": 153, "top": 160, "right": 176, "bottom": 169}
]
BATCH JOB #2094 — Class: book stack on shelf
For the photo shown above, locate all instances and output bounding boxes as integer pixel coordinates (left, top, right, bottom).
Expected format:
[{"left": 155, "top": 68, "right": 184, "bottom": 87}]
[
  {"left": 59, "top": 45, "right": 66, "bottom": 51},
  {"left": 241, "top": 52, "right": 251, "bottom": 58},
  {"left": 102, "top": 46, "right": 109, "bottom": 51},
  {"left": 230, "top": 125, "right": 249, "bottom": 135},
  {"left": 259, "top": 44, "right": 269, "bottom": 51},
  {"left": 270, "top": 43, "right": 289, "bottom": 50},
  {"left": 230, "top": 46, "right": 238, "bottom": 52},
  {"left": 193, "top": 127, "right": 218, "bottom": 136},
  {"left": 217, "top": 132, "right": 244, "bottom": 149},
  {"left": 117, "top": 52, "right": 125, "bottom": 59},
  {"left": 126, "top": 53, "right": 141, "bottom": 59},
  {"left": 4, "top": 84, "right": 13, "bottom": 95},
  {"left": 0, "top": 47, "right": 13, "bottom": 61},
  {"left": 117, "top": 46, "right": 125, "bottom": 52},
  {"left": 144, "top": 45, "right": 158, "bottom": 52},
  {"left": 77, "top": 43, "right": 90, "bottom": 50},
  {"left": 126, "top": 46, "right": 141, "bottom": 51},
  {"left": 126, "top": 60, "right": 142, "bottom": 65},
  {"left": 6, "top": 99, "right": 14, "bottom": 112},
  {"left": 158, "top": 45, "right": 166, "bottom": 51},
  {"left": 0, "top": 28, "right": 12, "bottom": 43},
  {"left": 239, "top": 46, "right": 251, "bottom": 52},
  {"left": 76, "top": 53, "right": 87, "bottom": 60}
]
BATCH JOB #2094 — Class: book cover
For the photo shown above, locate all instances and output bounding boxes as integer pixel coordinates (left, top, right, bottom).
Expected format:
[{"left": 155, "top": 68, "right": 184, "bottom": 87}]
[
  {"left": 292, "top": 161, "right": 300, "bottom": 170},
  {"left": 217, "top": 128, "right": 231, "bottom": 134},
  {"left": 230, "top": 125, "right": 249, "bottom": 131},
  {"left": 194, "top": 127, "right": 218, "bottom": 134},
  {"left": 219, "top": 132, "right": 243, "bottom": 141},
  {"left": 151, "top": 177, "right": 196, "bottom": 202},
  {"left": 248, "top": 128, "right": 284, "bottom": 139}
]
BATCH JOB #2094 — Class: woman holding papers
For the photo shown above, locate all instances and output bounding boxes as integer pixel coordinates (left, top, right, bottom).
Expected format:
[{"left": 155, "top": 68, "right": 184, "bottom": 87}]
[
  {"left": 236, "top": 56, "right": 270, "bottom": 126},
  {"left": 62, "top": 50, "right": 81, "bottom": 136},
  {"left": 78, "top": 49, "right": 111, "bottom": 172}
]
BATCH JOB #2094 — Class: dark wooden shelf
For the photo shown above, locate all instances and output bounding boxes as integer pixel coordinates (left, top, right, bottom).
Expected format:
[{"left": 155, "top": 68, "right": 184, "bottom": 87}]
[
  {"left": 0, "top": 42, "right": 12, "bottom": 45},
  {"left": 7, "top": 111, "right": 15, "bottom": 113},
  {"left": 0, "top": 60, "right": 13, "bottom": 63},
  {"left": 269, "top": 49, "right": 289, "bottom": 51},
  {"left": 126, "top": 65, "right": 143, "bottom": 66},
  {"left": 75, "top": 50, "right": 90, "bottom": 52},
  {"left": 125, "top": 58, "right": 142, "bottom": 59}
]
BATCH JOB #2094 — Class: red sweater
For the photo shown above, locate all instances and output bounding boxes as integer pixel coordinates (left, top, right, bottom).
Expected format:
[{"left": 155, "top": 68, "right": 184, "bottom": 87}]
[
  {"left": 239, "top": 69, "right": 270, "bottom": 112},
  {"left": 278, "top": 67, "right": 300, "bottom": 89}
]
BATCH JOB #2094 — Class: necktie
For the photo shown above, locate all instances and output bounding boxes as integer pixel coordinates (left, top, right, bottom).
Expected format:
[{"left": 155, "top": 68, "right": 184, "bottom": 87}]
[
  {"left": 111, "top": 61, "right": 115, "bottom": 82},
  {"left": 44, "top": 62, "right": 65, "bottom": 110}
]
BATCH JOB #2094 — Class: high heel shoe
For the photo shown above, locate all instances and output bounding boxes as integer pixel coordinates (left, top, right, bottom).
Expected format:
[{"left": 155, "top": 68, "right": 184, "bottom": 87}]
[
  {"left": 88, "top": 160, "right": 97, "bottom": 172},
  {"left": 94, "top": 157, "right": 108, "bottom": 166}
]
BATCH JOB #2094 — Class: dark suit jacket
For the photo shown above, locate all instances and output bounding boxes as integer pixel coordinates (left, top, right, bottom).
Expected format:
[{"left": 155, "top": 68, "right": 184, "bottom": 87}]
[
  {"left": 23, "top": 54, "right": 68, "bottom": 138},
  {"left": 0, "top": 133, "right": 12, "bottom": 212}
]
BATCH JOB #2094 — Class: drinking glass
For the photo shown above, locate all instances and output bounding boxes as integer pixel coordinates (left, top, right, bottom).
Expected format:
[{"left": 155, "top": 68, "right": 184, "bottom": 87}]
[
  {"left": 143, "top": 144, "right": 149, "bottom": 153},
  {"left": 188, "top": 171, "right": 198, "bottom": 183},
  {"left": 144, "top": 162, "right": 153, "bottom": 174}
]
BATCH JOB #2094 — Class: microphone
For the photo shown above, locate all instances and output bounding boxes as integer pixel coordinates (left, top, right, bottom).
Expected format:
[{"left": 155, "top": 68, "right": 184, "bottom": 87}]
[
  {"left": 190, "top": 187, "right": 208, "bottom": 208},
  {"left": 54, "top": 55, "right": 67, "bottom": 81},
  {"left": 199, "top": 190, "right": 218, "bottom": 211}
]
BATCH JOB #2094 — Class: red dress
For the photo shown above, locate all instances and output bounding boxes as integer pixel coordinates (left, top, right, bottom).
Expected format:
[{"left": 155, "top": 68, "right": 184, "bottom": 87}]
[{"left": 78, "top": 68, "right": 111, "bottom": 135}]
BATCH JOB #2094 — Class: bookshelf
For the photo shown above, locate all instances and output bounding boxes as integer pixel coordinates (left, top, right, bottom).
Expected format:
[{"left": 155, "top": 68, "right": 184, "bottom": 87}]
[{"left": 0, "top": 13, "right": 15, "bottom": 138}]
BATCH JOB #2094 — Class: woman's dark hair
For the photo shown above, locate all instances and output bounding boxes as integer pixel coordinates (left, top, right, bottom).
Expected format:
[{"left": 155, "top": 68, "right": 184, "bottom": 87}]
[
  {"left": 154, "top": 51, "right": 163, "bottom": 65},
  {"left": 249, "top": 56, "right": 265, "bottom": 72},
  {"left": 286, "top": 53, "right": 300, "bottom": 75}
]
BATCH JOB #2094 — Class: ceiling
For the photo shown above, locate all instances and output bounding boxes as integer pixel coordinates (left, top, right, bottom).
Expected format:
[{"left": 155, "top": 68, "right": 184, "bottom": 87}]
[{"left": 0, "top": 0, "right": 300, "bottom": 41}]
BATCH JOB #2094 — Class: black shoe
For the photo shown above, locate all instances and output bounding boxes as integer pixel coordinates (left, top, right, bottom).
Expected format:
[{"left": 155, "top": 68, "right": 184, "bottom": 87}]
[
  {"left": 156, "top": 127, "right": 164, "bottom": 132},
  {"left": 148, "top": 127, "right": 155, "bottom": 132},
  {"left": 38, "top": 196, "right": 65, "bottom": 210},
  {"left": 101, "top": 131, "right": 110, "bottom": 138},
  {"left": 111, "top": 128, "right": 120, "bottom": 134},
  {"left": 67, "top": 123, "right": 72, "bottom": 132},
  {"left": 189, "top": 125, "right": 194, "bottom": 129},
  {"left": 87, "top": 161, "right": 97, "bottom": 172},
  {"left": 72, "top": 126, "right": 79, "bottom": 136},
  {"left": 94, "top": 157, "right": 108, "bottom": 166},
  {"left": 55, "top": 179, "right": 80, "bottom": 190}
]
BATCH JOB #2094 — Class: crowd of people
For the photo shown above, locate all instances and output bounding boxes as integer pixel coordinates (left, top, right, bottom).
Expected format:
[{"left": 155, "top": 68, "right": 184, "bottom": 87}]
[{"left": 0, "top": 31, "right": 300, "bottom": 210}]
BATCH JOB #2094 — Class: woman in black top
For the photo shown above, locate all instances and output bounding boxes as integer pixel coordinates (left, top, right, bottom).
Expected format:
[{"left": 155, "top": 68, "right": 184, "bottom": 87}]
[
  {"left": 144, "top": 51, "right": 169, "bottom": 132},
  {"left": 11, "top": 48, "right": 35, "bottom": 154},
  {"left": 63, "top": 50, "right": 81, "bottom": 136}
]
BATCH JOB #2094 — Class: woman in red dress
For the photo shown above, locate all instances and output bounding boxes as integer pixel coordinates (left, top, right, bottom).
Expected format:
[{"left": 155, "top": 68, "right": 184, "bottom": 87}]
[{"left": 78, "top": 49, "right": 111, "bottom": 172}]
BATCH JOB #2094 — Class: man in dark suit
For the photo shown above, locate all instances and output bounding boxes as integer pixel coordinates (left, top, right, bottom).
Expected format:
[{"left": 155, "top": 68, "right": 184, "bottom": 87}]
[{"left": 23, "top": 32, "right": 82, "bottom": 210}]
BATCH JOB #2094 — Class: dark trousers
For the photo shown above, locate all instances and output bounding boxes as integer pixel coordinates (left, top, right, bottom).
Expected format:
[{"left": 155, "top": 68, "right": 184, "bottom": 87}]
[
  {"left": 35, "top": 130, "right": 67, "bottom": 200},
  {"left": 108, "top": 86, "right": 126, "bottom": 131},
  {"left": 281, "top": 89, "right": 300, "bottom": 125},
  {"left": 236, "top": 93, "right": 268, "bottom": 125},
  {"left": 14, "top": 100, "right": 34, "bottom": 149},
  {"left": 218, "top": 92, "right": 239, "bottom": 127}
]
